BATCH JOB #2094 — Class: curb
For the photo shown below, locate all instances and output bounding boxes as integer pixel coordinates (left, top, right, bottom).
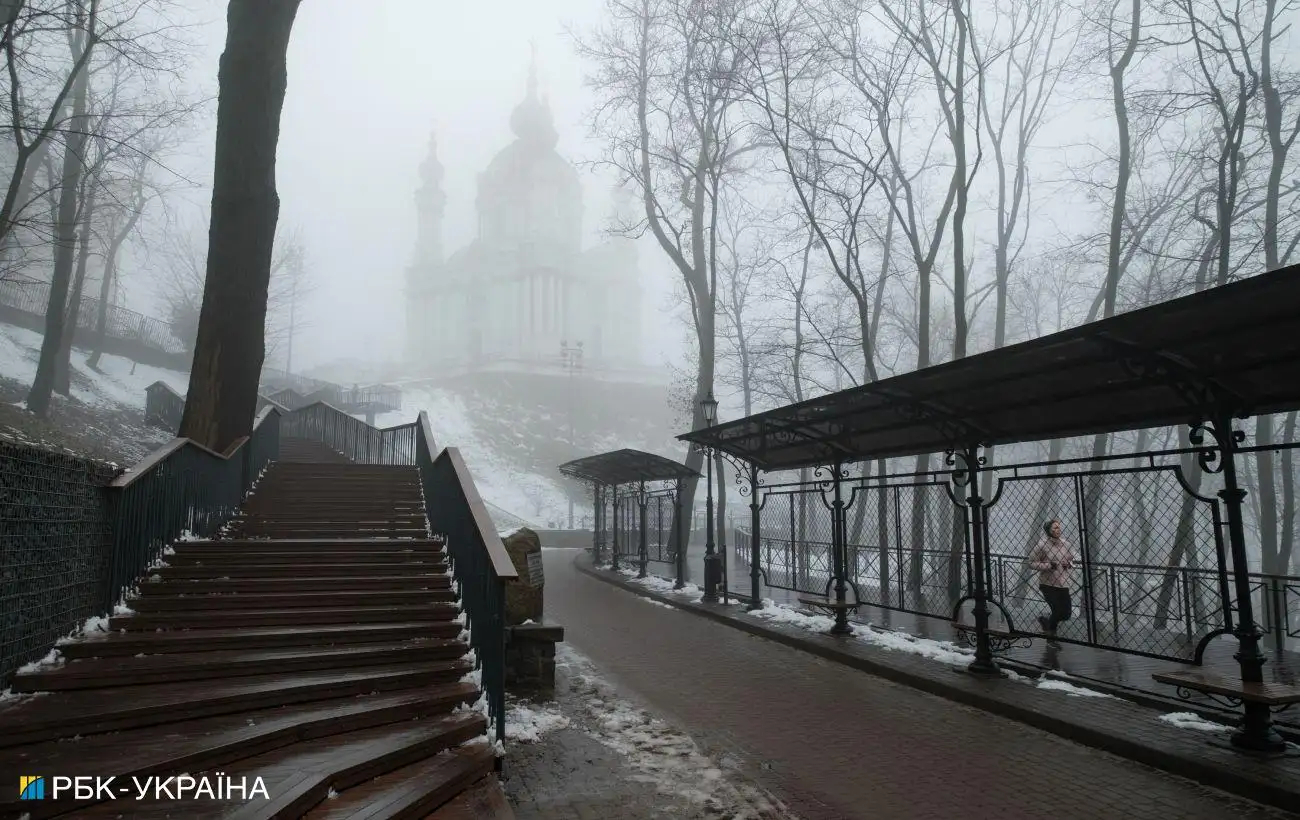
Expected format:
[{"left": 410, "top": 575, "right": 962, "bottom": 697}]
[{"left": 575, "top": 553, "right": 1300, "bottom": 815}]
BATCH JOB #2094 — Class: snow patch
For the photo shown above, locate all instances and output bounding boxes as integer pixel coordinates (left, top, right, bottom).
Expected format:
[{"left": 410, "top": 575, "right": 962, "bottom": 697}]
[
  {"left": 558, "top": 645, "right": 793, "bottom": 817},
  {"left": 1159, "top": 712, "right": 1232, "bottom": 734},
  {"left": 1033, "top": 677, "right": 1117, "bottom": 699},
  {"left": 504, "top": 699, "right": 570, "bottom": 743}
]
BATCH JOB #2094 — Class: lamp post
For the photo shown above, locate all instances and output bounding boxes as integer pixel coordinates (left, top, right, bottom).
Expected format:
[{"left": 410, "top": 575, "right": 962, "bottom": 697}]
[
  {"left": 701, "top": 391, "right": 720, "bottom": 603},
  {"left": 560, "top": 339, "right": 583, "bottom": 528}
]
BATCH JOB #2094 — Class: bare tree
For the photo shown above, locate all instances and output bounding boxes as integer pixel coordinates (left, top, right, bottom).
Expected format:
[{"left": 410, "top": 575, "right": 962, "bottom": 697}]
[
  {"left": 178, "top": 0, "right": 301, "bottom": 452},
  {"left": 577, "top": 0, "right": 756, "bottom": 540}
]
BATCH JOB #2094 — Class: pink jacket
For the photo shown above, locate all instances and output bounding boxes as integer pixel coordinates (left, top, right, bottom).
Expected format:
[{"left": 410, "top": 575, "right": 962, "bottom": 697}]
[{"left": 1029, "top": 536, "right": 1075, "bottom": 589}]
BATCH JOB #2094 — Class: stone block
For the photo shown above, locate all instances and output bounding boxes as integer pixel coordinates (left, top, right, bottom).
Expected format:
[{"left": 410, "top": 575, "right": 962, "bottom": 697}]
[{"left": 503, "top": 527, "right": 544, "bottom": 625}]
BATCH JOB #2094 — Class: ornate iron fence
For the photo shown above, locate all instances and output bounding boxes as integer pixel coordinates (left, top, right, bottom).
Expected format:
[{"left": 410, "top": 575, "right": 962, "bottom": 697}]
[{"left": 731, "top": 447, "right": 1299, "bottom": 663}]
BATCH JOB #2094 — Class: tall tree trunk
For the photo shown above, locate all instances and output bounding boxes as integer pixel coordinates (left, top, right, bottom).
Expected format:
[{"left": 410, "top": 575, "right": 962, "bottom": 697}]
[
  {"left": 54, "top": 180, "right": 96, "bottom": 395},
  {"left": 1102, "top": 0, "right": 1140, "bottom": 318},
  {"left": 27, "top": 19, "right": 91, "bottom": 418},
  {"left": 178, "top": 0, "right": 302, "bottom": 452}
]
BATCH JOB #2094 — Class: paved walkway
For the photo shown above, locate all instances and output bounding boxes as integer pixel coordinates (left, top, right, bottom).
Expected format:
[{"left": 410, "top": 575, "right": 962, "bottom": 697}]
[{"left": 542, "top": 549, "right": 1296, "bottom": 820}]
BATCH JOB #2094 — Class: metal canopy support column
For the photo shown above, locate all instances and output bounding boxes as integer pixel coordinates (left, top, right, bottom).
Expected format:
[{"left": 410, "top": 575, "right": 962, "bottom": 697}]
[
  {"left": 611, "top": 486, "right": 621, "bottom": 573},
  {"left": 959, "top": 444, "right": 1001, "bottom": 676},
  {"left": 1198, "top": 417, "right": 1286, "bottom": 753},
  {"left": 637, "top": 480, "right": 649, "bottom": 579},
  {"left": 674, "top": 477, "right": 687, "bottom": 589},
  {"left": 748, "top": 462, "right": 762, "bottom": 612},
  {"left": 829, "top": 462, "right": 852, "bottom": 636},
  {"left": 592, "top": 483, "right": 602, "bottom": 563}
]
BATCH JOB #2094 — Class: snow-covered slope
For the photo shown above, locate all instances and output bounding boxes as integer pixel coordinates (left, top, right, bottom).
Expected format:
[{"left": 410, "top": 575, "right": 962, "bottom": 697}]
[{"left": 1, "top": 323, "right": 682, "bottom": 526}]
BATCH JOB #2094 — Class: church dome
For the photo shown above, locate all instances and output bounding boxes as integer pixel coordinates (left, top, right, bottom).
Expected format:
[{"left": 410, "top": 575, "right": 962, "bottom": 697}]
[{"left": 476, "top": 60, "right": 583, "bottom": 253}]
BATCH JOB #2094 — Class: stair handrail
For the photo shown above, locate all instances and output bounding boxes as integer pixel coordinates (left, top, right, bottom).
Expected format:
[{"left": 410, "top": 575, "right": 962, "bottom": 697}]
[
  {"left": 414, "top": 410, "right": 517, "bottom": 755},
  {"left": 104, "top": 405, "right": 282, "bottom": 607},
  {"left": 278, "top": 400, "right": 417, "bottom": 465}
]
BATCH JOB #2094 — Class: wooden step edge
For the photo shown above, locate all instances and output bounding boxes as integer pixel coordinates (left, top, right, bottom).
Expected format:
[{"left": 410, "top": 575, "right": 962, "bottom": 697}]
[
  {"left": 0, "top": 667, "right": 477, "bottom": 750},
  {"left": 423, "top": 773, "right": 514, "bottom": 820},
  {"left": 298, "top": 741, "right": 497, "bottom": 820},
  {"left": 11, "top": 644, "right": 469, "bottom": 693},
  {"left": 0, "top": 689, "right": 480, "bottom": 817},
  {"left": 106, "top": 607, "right": 461, "bottom": 631},
  {"left": 233, "top": 717, "right": 488, "bottom": 820},
  {"left": 57, "top": 623, "right": 457, "bottom": 658},
  {"left": 126, "top": 592, "right": 458, "bottom": 613}
]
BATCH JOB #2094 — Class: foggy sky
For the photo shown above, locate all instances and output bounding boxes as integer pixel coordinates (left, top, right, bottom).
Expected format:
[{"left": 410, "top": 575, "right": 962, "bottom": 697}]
[{"left": 166, "top": 0, "right": 679, "bottom": 373}]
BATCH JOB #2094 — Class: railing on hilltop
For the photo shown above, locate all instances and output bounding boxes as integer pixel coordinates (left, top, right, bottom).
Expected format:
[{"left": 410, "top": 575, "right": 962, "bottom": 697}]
[
  {"left": 0, "top": 276, "right": 186, "bottom": 355},
  {"left": 280, "top": 402, "right": 417, "bottom": 464},
  {"left": 414, "top": 412, "right": 516, "bottom": 755},
  {"left": 0, "top": 407, "right": 280, "bottom": 683}
]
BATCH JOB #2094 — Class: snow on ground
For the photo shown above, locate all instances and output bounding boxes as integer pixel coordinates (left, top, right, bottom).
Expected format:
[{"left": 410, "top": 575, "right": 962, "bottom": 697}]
[
  {"left": 1158, "top": 712, "right": 1232, "bottom": 733},
  {"left": 616, "top": 566, "right": 706, "bottom": 603},
  {"left": 504, "top": 697, "right": 571, "bottom": 743},
  {"left": 0, "top": 323, "right": 186, "bottom": 412},
  {"left": 370, "top": 382, "right": 577, "bottom": 525},
  {"left": 558, "top": 644, "right": 795, "bottom": 818}
]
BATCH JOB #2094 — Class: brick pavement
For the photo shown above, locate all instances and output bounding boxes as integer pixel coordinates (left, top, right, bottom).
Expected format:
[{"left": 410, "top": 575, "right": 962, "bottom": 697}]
[
  {"left": 503, "top": 643, "right": 794, "bottom": 819},
  {"left": 542, "top": 549, "right": 1300, "bottom": 820}
]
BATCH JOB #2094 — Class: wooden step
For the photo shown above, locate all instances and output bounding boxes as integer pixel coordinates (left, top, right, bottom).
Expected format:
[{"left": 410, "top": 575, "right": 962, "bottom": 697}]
[
  {"left": 175, "top": 538, "right": 445, "bottom": 552},
  {"left": 164, "top": 550, "right": 443, "bottom": 565},
  {"left": 12, "top": 640, "right": 468, "bottom": 692},
  {"left": 0, "top": 687, "right": 476, "bottom": 806},
  {"left": 230, "top": 526, "right": 430, "bottom": 538},
  {"left": 304, "top": 742, "right": 496, "bottom": 820},
  {"left": 232, "top": 509, "right": 428, "bottom": 521},
  {"left": 30, "top": 713, "right": 488, "bottom": 820},
  {"left": 0, "top": 665, "right": 472, "bottom": 748},
  {"left": 152, "top": 562, "right": 449, "bottom": 579},
  {"left": 109, "top": 603, "right": 461, "bottom": 631},
  {"left": 136, "top": 575, "right": 452, "bottom": 595},
  {"left": 57, "top": 622, "right": 456, "bottom": 659},
  {"left": 127, "top": 589, "right": 458, "bottom": 613},
  {"left": 425, "top": 775, "right": 515, "bottom": 820}
]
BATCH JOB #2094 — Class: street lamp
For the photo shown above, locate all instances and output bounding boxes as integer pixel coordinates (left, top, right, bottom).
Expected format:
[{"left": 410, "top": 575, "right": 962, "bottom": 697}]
[
  {"left": 560, "top": 339, "right": 584, "bottom": 528},
  {"left": 701, "top": 390, "right": 720, "bottom": 603}
]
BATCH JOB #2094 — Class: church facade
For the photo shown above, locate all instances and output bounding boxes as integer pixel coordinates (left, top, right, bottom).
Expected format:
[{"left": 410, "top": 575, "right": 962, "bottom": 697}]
[{"left": 404, "top": 68, "right": 644, "bottom": 378}]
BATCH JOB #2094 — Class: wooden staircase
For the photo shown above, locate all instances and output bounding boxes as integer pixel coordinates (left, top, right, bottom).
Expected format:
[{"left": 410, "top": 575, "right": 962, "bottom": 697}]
[{"left": 0, "top": 439, "right": 513, "bottom": 819}]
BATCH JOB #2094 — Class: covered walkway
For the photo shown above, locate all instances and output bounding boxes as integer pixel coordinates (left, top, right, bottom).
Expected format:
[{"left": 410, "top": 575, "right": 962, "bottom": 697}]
[{"left": 542, "top": 549, "right": 1294, "bottom": 820}]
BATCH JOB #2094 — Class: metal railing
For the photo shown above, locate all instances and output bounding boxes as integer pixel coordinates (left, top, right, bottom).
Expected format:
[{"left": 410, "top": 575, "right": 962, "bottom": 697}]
[
  {"left": 277, "top": 402, "right": 417, "bottom": 464},
  {"left": 104, "top": 407, "right": 281, "bottom": 608},
  {"left": 1, "top": 407, "right": 280, "bottom": 683},
  {"left": 415, "top": 413, "right": 517, "bottom": 753},
  {"left": 0, "top": 276, "right": 187, "bottom": 355}
]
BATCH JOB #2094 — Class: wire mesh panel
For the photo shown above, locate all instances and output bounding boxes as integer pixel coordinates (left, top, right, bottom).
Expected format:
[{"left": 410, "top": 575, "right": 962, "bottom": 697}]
[
  {"left": 614, "top": 493, "right": 640, "bottom": 561},
  {"left": 645, "top": 491, "right": 678, "bottom": 564},
  {"left": 986, "top": 466, "right": 1225, "bottom": 660},
  {"left": 0, "top": 441, "right": 118, "bottom": 681},
  {"left": 754, "top": 486, "right": 836, "bottom": 595}
]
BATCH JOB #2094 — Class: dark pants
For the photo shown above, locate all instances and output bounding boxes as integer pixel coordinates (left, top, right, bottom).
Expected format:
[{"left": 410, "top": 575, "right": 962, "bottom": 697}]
[{"left": 1040, "top": 584, "right": 1072, "bottom": 632}]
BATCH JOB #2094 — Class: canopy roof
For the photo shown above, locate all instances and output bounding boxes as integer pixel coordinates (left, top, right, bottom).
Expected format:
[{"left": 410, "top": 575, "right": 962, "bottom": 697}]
[
  {"left": 559, "top": 449, "right": 700, "bottom": 486},
  {"left": 679, "top": 266, "right": 1300, "bottom": 472}
]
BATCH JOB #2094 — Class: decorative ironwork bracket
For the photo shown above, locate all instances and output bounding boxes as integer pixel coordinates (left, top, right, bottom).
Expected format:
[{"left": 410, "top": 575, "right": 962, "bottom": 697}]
[{"left": 1093, "top": 332, "right": 1248, "bottom": 419}]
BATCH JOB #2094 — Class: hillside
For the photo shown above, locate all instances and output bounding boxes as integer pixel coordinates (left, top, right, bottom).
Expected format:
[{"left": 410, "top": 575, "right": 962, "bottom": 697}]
[{"left": 0, "top": 324, "right": 683, "bottom": 524}]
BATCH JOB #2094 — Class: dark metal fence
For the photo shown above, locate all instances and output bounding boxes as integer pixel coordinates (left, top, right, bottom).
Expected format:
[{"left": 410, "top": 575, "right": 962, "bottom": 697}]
[
  {"left": 730, "top": 447, "right": 1299, "bottom": 664},
  {"left": 0, "top": 276, "right": 186, "bottom": 355},
  {"left": 0, "top": 407, "right": 280, "bottom": 683},
  {"left": 416, "top": 416, "right": 516, "bottom": 755},
  {"left": 279, "top": 402, "right": 417, "bottom": 464},
  {"left": 144, "top": 381, "right": 185, "bottom": 431}
]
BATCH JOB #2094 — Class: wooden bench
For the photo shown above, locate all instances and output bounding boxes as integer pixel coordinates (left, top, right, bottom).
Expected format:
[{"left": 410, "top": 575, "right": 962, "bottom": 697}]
[
  {"left": 1152, "top": 669, "right": 1300, "bottom": 712},
  {"left": 798, "top": 596, "right": 861, "bottom": 616}
]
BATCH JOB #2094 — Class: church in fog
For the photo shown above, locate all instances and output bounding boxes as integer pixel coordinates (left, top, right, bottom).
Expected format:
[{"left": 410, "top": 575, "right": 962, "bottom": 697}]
[{"left": 404, "top": 65, "right": 645, "bottom": 377}]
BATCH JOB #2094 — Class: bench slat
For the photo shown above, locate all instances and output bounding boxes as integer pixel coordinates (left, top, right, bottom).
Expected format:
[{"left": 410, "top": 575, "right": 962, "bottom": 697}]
[{"left": 1152, "top": 669, "right": 1300, "bottom": 706}]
